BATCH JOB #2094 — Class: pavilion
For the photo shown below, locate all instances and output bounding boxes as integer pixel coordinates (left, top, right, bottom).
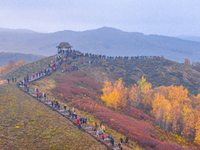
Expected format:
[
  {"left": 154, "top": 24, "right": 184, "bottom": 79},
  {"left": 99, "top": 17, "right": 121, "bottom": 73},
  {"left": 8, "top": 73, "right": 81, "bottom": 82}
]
[{"left": 56, "top": 42, "right": 72, "bottom": 53}]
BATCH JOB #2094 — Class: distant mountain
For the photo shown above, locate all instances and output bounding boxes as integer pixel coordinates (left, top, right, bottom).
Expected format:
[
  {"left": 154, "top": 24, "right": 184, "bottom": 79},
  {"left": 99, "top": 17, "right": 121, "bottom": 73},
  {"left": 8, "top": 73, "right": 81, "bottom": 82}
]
[
  {"left": 0, "top": 27, "right": 36, "bottom": 33},
  {"left": 0, "top": 27, "right": 200, "bottom": 62},
  {"left": 177, "top": 35, "right": 200, "bottom": 42},
  {"left": 0, "top": 52, "right": 44, "bottom": 66}
]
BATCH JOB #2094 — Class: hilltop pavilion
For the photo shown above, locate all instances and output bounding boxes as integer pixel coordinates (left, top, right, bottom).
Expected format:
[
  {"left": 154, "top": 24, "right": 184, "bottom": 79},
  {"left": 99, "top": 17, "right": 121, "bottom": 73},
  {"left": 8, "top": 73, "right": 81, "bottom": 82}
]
[{"left": 56, "top": 42, "right": 72, "bottom": 53}]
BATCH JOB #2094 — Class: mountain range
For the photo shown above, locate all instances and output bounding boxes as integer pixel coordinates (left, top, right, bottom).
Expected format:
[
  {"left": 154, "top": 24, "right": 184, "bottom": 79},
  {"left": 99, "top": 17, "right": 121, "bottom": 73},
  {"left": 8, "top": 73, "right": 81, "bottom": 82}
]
[{"left": 0, "top": 27, "right": 200, "bottom": 62}]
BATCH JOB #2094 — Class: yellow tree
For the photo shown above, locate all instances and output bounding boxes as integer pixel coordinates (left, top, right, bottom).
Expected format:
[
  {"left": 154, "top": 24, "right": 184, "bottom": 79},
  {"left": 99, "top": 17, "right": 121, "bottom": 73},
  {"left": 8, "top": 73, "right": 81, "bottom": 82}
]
[
  {"left": 152, "top": 93, "right": 166, "bottom": 127},
  {"left": 114, "top": 78, "right": 127, "bottom": 108},
  {"left": 167, "top": 85, "right": 190, "bottom": 134},
  {"left": 140, "top": 82, "right": 153, "bottom": 109},
  {"left": 137, "top": 76, "right": 147, "bottom": 89},
  {"left": 101, "top": 80, "right": 113, "bottom": 104},
  {"left": 129, "top": 84, "right": 140, "bottom": 107},
  {"left": 107, "top": 88, "right": 120, "bottom": 109},
  {"left": 162, "top": 99, "right": 172, "bottom": 131},
  {"left": 182, "top": 112, "right": 195, "bottom": 139},
  {"left": 194, "top": 114, "right": 200, "bottom": 145},
  {"left": 180, "top": 103, "right": 193, "bottom": 138}
]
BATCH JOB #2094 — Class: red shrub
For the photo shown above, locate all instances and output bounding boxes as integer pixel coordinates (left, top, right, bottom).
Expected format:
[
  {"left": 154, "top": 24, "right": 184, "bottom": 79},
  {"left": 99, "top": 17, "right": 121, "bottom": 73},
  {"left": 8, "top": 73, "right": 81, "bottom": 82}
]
[{"left": 51, "top": 72, "right": 187, "bottom": 150}]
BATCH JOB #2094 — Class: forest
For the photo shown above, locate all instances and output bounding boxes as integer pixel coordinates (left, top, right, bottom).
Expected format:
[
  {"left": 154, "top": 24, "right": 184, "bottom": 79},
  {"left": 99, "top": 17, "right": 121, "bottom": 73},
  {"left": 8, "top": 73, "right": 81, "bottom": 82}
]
[
  {"left": 102, "top": 76, "right": 200, "bottom": 145},
  {"left": 52, "top": 71, "right": 192, "bottom": 149}
]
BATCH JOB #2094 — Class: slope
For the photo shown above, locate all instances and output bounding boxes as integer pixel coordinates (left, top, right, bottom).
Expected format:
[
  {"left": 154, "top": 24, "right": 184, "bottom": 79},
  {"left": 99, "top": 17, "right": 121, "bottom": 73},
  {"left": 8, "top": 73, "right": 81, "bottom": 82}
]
[
  {"left": 2, "top": 54, "right": 200, "bottom": 149},
  {"left": 0, "top": 83, "right": 107, "bottom": 149}
]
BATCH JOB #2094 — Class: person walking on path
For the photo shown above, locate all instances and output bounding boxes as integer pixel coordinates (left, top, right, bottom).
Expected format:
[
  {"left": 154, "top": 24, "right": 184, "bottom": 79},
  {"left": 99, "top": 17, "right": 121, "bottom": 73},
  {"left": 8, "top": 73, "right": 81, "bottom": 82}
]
[
  {"left": 120, "top": 137, "right": 123, "bottom": 144},
  {"left": 44, "top": 93, "right": 46, "bottom": 100},
  {"left": 96, "top": 130, "right": 99, "bottom": 137},
  {"left": 37, "top": 92, "right": 39, "bottom": 99},
  {"left": 7, "top": 79, "right": 9, "bottom": 84},
  {"left": 78, "top": 123, "right": 82, "bottom": 130},
  {"left": 102, "top": 134, "right": 104, "bottom": 140},
  {"left": 125, "top": 137, "right": 129, "bottom": 145},
  {"left": 95, "top": 122, "right": 98, "bottom": 131},
  {"left": 118, "top": 143, "right": 121, "bottom": 148},
  {"left": 77, "top": 118, "right": 79, "bottom": 124},
  {"left": 79, "top": 116, "right": 83, "bottom": 123},
  {"left": 47, "top": 93, "right": 49, "bottom": 100},
  {"left": 110, "top": 137, "right": 114, "bottom": 147},
  {"left": 68, "top": 109, "right": 71, "bottom": 116}
]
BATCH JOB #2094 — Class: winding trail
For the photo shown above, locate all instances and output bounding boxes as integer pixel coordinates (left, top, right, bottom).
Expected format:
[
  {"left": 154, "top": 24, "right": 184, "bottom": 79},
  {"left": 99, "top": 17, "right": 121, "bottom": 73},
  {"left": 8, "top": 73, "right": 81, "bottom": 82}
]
[{"left": 19, "top": 73, "right": 122, "bottom": 150}]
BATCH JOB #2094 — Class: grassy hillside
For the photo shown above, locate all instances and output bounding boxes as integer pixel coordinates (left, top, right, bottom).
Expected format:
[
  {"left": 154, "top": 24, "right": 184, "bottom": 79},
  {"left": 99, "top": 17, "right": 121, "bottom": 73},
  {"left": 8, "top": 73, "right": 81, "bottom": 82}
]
[
  {"left": 0, "top": 83, "right": 107, "bottom": 149},
  {"left": 0, "top": 55, "right": 54, "bottom": 79},
  {"left": 3, "top": 55, "right": 200, "bottom": 148}
]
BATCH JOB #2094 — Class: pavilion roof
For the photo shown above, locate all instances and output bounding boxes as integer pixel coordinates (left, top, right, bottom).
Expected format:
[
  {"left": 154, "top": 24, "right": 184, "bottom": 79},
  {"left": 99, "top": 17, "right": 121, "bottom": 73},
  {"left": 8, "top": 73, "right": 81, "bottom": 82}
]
[{"left": 56, "top": 42, "right": 72, "bottom": 48}]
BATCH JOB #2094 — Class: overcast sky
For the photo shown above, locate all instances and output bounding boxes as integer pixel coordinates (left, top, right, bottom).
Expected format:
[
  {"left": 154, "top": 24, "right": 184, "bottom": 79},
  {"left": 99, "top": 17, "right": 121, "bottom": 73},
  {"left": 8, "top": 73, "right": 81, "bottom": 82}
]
[{"left": 0, "top": 0, "right": 200, "bottom": 36}]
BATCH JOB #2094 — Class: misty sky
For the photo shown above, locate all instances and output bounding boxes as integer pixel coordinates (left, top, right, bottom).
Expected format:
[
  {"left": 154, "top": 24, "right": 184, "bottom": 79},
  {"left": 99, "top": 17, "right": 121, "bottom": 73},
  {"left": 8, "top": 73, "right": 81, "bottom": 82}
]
[{"left": 0, "top": 0, "right": 200, "bottom": 36}]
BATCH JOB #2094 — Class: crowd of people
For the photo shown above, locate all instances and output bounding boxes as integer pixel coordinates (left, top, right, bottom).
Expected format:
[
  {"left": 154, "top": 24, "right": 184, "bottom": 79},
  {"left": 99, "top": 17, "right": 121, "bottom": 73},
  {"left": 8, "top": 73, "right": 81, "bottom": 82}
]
[{"left": 58, "top": 49, "right": 164, "bottom": 60}]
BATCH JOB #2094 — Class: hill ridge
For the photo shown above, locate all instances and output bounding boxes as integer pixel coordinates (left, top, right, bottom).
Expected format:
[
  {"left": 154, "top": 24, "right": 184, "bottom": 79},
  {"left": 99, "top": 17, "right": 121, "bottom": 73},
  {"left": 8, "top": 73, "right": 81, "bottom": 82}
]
[{"left": 1, "top": 27, "right": 200, "bottom": 62}]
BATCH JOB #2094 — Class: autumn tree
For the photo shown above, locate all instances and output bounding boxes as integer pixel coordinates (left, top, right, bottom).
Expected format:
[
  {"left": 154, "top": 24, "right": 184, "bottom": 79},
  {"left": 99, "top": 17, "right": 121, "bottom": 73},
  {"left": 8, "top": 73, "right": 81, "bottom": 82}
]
[
  {"left": 101, "top": 78, "right": 127, "bottom": 109},
  {"left": 101, "top": 80, "right": 113, "bottom": 104},
  {"left": 152, "top": 93, "right": 166, "bottom": 127},
  {"left": 113, "top": 78, "right": 127, "bottom": 108},
  {"left": 129, "top": 84, "right": 140, "bottom": 107},
  {"left": 184, "top": 58, "right": 191, "bottom": 67},
  {"left": 137, "top": 76, "right": 147, "bottom": 89},
  {"left": 107, "top": 88, "right": 120, "bottom": 109},
  {"left": 15, "top": 60, "right": 26, "bottom": 67},
  {"left": 137, "top": 77, "right": 153, "bottom": 109}
]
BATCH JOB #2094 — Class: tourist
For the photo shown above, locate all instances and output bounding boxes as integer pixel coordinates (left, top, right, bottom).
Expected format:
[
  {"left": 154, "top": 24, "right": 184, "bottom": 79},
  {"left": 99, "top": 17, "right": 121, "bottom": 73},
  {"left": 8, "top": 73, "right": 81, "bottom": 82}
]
[
  {"left": 102, "top": 134, "right": 104, "bottom": 140},
  {"left": 37, "top": 92, "right": 39, "bottom": 99},
  {"left": 120, "top": 137, "right": 123, "bottom": 143},
  {"left": 125, "top": 137, "right": 129, "bottom": 145},
  {"left": 110, "top": 137, "right": 114, "bottom": 147}
]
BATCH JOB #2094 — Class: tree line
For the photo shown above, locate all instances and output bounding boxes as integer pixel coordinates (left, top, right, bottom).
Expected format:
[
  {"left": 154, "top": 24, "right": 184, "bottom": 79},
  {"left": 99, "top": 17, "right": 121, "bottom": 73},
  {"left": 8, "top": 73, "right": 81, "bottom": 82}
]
[{"left": 102, "top": 77, "right": 200, "bottom": 145}]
